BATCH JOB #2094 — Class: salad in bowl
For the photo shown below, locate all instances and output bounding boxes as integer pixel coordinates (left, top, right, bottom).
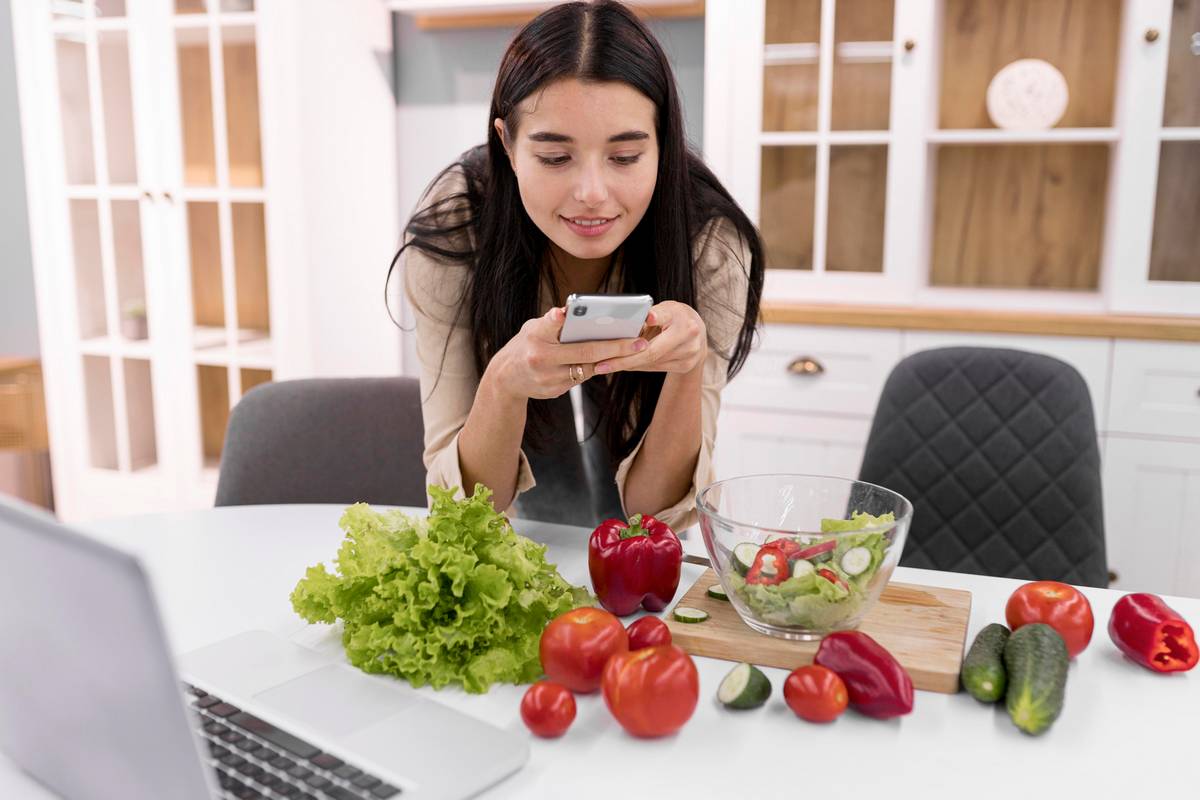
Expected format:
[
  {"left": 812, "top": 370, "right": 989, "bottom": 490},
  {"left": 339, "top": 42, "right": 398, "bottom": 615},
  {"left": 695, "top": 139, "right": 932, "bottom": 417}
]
[{"left": 697, "top": 475, "right": 913, "bottom": 640}]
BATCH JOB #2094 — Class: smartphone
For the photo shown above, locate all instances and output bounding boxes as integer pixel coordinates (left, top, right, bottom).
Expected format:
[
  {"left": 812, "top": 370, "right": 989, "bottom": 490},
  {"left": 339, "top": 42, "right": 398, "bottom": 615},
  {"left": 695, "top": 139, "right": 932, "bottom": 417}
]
[{"left": 559, "top": 293, "right": 653, "bottom": 344}]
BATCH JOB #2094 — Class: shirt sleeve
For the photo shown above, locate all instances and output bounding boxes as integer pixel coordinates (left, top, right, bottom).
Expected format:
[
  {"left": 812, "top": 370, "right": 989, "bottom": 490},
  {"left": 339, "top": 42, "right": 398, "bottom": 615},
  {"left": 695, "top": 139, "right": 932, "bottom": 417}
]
[
  {"left": 613, "top": 217, "right": 753, "bottom": 531},
  {"left": 403, "top": 170, "right": 536, "bottom": 513}
]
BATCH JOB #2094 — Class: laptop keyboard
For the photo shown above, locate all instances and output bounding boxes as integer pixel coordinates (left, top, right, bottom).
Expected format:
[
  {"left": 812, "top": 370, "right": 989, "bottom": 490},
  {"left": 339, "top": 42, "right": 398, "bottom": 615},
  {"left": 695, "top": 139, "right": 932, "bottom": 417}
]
[{"left": 185, "top": 684, "right": 401, "bottom": 800}]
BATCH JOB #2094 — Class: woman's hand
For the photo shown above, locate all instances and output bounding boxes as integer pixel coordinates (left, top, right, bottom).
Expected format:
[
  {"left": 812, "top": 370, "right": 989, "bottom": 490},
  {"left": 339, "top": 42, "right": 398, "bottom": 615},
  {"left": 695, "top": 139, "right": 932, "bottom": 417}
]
[
  {"left": 593, "top": 301, "right": 707, "bottom": 376},
  {"left": 488, "top": 306, "right": 649, "bottom": 400}
]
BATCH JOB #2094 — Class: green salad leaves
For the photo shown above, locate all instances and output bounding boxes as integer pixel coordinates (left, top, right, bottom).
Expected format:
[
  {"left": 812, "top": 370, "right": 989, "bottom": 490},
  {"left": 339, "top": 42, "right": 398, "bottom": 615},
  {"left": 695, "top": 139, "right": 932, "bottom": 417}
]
[{"left": 290, "top": 485, "right": 591, "bottom": 694}]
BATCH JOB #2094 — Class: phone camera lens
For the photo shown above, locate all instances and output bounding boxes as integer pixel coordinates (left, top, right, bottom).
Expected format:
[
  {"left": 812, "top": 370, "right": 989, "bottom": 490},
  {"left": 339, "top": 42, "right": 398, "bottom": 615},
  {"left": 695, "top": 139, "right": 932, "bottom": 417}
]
[{"left": 573, "top": 306, "right": 587, "bottom": 316}]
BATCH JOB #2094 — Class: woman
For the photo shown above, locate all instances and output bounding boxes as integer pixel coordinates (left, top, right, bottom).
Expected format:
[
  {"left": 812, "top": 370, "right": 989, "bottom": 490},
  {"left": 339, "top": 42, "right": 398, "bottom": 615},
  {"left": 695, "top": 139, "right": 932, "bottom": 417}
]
[{"left": 393, "top": 0, "right": 764, "bottom": 531}]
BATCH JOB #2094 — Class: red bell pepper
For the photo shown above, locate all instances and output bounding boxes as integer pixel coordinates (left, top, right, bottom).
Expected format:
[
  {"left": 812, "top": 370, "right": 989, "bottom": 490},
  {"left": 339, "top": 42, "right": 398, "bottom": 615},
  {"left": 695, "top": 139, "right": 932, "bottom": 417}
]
[
  {"left": 746, "top": 546, "right": 790, "bottom": 585},
  {"left": 1108, "top": 593, "right": 1198, "bottom": 673},
  {"left": 817, "top": 568, "right": 849, "bottom": 592},
  {"left": 588, "top": 514, "right": 682, "bottom": 617},
  {"left": 814, "top": 631, "right": 914, "bottom": 719},
  {"left": 795, "top": 539, "right": 836, "bottom": 562}
]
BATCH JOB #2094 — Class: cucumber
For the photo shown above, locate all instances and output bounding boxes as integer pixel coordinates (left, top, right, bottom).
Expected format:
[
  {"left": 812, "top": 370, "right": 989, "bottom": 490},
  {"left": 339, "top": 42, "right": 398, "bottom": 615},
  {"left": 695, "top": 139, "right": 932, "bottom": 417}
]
[
  {"left": 791, "top": 559, "right": 815, "bottom": 579},
  {"left": 840, "top": 546, "right": 872, "bottom": 576},
  {"left": 717, "top": 662, "right": 772, "bottom": 709},
  {"left": 961, "top": 623, "right": 1010, "bottom": 703},
  {"left": 706, "top": 584, "right": 729, "bottom": 601},
  {"left": 732, "top": 542, "right": 758, "bottom": 576},
  {"left": 673, "top": 607, "right": 709, "bottom": 624},
  {"left": 1004, "top": 623, "right": 1069, "bottom": 736},
  {"left": 764, "top": 533, "right": 795, "bottom": 546}
]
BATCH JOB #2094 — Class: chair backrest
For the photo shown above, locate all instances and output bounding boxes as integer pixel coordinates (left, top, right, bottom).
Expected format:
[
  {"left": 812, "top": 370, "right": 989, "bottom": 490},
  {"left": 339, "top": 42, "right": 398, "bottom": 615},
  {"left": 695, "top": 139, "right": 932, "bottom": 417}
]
[
  {"left": 858, "top": 347, "right": 1108, "bottom": 587},
  {"left": 215, "top": 377, "right": 427, "bottom": 508}
]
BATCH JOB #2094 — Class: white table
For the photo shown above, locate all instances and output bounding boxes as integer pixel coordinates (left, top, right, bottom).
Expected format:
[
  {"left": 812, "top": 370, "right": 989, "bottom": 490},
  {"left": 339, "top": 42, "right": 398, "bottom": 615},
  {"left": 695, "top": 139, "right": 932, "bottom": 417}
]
[{"left": 3, "top": 505, "right": 1198, "bottom": 800}]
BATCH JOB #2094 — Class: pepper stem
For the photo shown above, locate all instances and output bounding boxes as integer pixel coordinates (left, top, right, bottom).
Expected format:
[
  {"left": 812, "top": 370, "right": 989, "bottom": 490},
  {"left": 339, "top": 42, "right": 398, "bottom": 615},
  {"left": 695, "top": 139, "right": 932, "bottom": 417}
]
[{"left": 619, "top": 513, "right": 649, "bottom": 539}]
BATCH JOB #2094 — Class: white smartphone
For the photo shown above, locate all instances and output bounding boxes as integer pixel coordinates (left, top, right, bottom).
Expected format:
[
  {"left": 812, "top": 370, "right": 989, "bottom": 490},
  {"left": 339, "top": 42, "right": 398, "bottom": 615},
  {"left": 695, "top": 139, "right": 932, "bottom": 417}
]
[{"left": 559, "top": 293, "right": 653, "bottom": 343}]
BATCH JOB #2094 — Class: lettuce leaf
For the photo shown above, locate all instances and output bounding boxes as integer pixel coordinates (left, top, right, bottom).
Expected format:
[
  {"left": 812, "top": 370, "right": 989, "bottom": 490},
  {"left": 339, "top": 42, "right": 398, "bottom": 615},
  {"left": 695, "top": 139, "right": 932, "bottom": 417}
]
[{"left": 290, "top": 484, "right": 591, "bottom": 694}]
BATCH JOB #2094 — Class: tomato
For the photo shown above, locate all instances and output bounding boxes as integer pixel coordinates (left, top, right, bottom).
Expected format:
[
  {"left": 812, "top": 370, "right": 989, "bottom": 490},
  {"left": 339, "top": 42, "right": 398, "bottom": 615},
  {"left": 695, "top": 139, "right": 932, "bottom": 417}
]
[
  {"left": 783, "top": 664, "right": 848, "bottom": 723},
  {"left": 520, "top": 681, "right": 576, "bottom": 738},
  {"left": 626, "top": 616, "right": 672, "bottom": 651},
  {"left": 1005, "top": 580, "right": 1094, "bottom": 658},
  {"left": 601, "top": 644, "right": 699, "bottom": 738},
  {"left": 539, "top": 607, "right": 628, "bottom": 693}
]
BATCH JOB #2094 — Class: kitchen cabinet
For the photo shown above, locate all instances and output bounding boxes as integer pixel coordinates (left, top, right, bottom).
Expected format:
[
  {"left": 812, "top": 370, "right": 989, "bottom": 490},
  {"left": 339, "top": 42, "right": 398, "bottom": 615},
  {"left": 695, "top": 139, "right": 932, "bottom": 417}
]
[
  {"left": 12, "top": 0, "right": 398, "bottom": 520},
  {"left": 704, "top": 0, "right": 1200, "bottom": 315}
]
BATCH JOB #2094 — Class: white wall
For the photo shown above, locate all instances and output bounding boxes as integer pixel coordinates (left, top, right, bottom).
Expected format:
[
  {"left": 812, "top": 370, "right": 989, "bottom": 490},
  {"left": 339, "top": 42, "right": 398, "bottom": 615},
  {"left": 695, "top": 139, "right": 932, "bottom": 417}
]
[
  {"left": 392, "top": 11, "right": 706, "bottom": 375},
  {"left": 0, "top": 0, "right": 39, "bottom": 358}
]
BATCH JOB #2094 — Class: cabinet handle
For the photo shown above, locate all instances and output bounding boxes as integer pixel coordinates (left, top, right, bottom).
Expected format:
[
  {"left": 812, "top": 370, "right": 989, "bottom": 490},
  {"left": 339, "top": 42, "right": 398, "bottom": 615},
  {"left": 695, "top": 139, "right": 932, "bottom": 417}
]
[
  {"left": 903, "top": 38, "right": 916, "bottom": 52},
  {"left": 787, "top": 356, "right": 825, "bottom": 376},
  {"left": 1107, "top": 570, "right": 1119, "bottom": 586},
  {"left": 162, "top": 191, "right": 174, "bottom": 203},
  {"left": 1145, "top": 28, "right": 1160, "bottom": 43}
]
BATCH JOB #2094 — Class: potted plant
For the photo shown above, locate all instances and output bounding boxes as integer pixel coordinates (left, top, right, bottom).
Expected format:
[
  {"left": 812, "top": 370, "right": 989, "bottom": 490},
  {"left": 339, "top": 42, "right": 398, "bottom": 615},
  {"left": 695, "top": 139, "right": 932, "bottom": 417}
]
[{"left": 120, "top": 299, "right": 148, "bottom": 341}]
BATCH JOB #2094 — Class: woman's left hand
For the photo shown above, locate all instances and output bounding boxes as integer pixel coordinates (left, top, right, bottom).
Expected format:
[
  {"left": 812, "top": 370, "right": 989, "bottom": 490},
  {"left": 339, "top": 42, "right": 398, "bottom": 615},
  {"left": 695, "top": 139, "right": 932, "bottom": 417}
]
[{"left": 594, "top": 301, "right": 706, "bottom": 376}]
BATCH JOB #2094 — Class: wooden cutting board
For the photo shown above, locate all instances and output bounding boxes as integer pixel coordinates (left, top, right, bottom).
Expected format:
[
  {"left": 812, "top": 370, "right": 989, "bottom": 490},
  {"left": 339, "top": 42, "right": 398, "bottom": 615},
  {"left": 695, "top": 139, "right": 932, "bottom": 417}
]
[{"left": 665, "top": 569, "right": 973, "bottom": 694}]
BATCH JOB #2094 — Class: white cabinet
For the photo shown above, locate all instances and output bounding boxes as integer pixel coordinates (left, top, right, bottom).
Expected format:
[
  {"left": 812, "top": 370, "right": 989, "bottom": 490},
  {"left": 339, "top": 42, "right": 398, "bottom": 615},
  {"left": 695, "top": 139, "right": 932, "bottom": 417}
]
[
  {"left": 13, "top": 0, "right": 398, "bottom": 521},
  {"left": 714, "top": 408, "right": 872, "bottom": 482},
  {"left": 704, "top": 0, "right": 1200, "bottom": 315},
  {"left": 1103, "top": 437, "right": 1200, "bottom": 598}
]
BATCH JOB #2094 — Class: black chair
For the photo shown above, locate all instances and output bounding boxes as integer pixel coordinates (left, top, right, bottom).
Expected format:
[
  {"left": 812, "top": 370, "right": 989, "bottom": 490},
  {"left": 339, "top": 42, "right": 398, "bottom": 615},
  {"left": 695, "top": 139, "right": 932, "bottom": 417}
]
[
  {"left": 215, "top": 377, "right": 427, "bottom": 508},
  {"left": 858, "top": 347, "right": 1108, "bottom": 587}
]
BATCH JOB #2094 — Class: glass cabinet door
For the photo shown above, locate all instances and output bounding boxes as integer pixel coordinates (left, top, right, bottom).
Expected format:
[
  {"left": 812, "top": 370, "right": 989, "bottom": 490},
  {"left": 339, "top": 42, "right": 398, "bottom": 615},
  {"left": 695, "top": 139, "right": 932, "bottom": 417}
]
[
  {"left": 759, "top": 0, "right": 895, "bottom": 275},
  {"left": 1148, "top": 0, "right": 1200, "bottom": 285},
  {"left": 172, "top": 0, "right": 271, "bottom": 470},
  {"left": 51, "top": 1, "right": 157, "bottom": 472}
]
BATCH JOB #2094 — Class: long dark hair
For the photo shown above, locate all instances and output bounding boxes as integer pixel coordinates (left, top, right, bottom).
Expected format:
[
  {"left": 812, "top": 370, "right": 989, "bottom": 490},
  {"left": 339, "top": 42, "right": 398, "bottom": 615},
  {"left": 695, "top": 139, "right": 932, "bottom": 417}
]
[{"left": 389, "top": 0, "right": 764, "bottom": 462}]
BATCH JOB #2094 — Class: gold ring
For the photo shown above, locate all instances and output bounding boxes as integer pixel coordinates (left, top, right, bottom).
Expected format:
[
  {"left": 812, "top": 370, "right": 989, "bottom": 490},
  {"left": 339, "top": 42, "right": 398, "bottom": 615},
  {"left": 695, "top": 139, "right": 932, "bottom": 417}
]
[{"left": 569, "top": 364, "right": 584, "bottom": 384}]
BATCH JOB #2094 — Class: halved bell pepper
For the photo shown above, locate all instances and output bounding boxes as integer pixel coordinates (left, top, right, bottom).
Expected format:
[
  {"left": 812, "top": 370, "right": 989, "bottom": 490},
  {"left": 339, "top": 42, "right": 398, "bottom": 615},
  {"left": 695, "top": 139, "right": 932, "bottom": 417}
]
[
  {"left": 746, "top": 546, "right": 790, "bottom": 585},
  {"left": 814, "top": 630, "right": 914, "bottom": 719},
  {"left": 1108, "top": 593, "right": 1198, "bottom": 673},
  {"left": 588, "top": 514, "right": 682, "bottom": 616}
]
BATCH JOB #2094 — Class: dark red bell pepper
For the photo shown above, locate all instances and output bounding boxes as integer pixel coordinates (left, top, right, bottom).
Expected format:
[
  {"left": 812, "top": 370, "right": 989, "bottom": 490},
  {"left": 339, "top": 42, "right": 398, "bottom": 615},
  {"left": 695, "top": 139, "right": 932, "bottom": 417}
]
[
  {"left": 814, "top": 630, "right": 914, "bottom": 719},
  {"left": 746, "top": 546, "right": 790, "bottom": 585},
  {"left": 588, "top": 514, "right": 682, "bottom": 616},
  {"left": 1108, "top": 593, "right": 1198, "bottom": 674}
]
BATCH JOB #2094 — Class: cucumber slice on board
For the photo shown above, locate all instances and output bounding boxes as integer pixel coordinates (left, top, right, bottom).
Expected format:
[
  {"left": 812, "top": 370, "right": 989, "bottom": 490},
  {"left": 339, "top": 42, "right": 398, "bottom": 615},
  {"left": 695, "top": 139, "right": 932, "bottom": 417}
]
[
  {"left": 672, "top": 607, "right": 710, "bottom": 624},
  {"left": 718, "top": 662, "right": 772, "bottom": 710},
  {"left": 732, "top": 542, "right": 759, "bottom": 576},
  {"left": 706, "top": 584, "right": 729, "bottom": 601}
]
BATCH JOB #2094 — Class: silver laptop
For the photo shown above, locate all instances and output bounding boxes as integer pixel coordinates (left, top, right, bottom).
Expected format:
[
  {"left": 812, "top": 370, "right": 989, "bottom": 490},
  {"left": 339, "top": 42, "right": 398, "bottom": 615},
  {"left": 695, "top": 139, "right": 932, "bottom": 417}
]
[{"left": 0, "top": 497, "right": 528, "bottom": 800}]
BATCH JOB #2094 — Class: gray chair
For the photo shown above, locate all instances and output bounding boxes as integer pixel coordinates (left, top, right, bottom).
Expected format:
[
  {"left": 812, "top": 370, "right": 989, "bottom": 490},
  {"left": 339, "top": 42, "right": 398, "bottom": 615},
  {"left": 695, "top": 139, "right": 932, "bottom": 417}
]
[
  {"left": 857, "top": 347, "right": 1108, "bottom": 587},
  {"left": 215, "top": 377, "right": 427, "bottom": 508}
]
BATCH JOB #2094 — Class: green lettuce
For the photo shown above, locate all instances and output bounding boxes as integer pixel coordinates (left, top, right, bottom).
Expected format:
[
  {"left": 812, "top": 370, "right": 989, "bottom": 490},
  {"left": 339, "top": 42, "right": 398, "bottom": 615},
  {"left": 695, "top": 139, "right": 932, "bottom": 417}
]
[{"left": 290, "top": 484, "right": 591, "bottom": 694}]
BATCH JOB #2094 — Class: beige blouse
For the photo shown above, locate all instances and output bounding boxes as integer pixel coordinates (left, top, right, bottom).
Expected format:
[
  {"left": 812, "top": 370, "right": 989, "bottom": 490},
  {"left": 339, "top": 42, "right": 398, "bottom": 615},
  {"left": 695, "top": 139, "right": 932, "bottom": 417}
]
[{"left": 403, "top": 167, "right": 752, "bottom": 531}]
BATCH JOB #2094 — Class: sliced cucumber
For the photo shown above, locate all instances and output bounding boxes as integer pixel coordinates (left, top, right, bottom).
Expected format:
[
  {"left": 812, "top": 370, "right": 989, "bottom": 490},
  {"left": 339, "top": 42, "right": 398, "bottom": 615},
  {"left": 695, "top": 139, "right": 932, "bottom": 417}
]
[
  {"left": 718, "top": 662, "right": 772, "bottom": 710},
  {"left": 673, "top": 607, "right": 709, "bottom": 624},
  {"left": 791, "top": 559, "right": 815, "bottom": 579},
  {"left": 840, "top": 546, "right": 872, "bottom": 576},
  {"left": 706, "top": 584, "right": 729, "bottom": 601},
  {"left": 764, "top": 533, "right": 796, "bottom": 546},
  {"left": 732, "top": 542, "right": 759, "bottom": 576}
]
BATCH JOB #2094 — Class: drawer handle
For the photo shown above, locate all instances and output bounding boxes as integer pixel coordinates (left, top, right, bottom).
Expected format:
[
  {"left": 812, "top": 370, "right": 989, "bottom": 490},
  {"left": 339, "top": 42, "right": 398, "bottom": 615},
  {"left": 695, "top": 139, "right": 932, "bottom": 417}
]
[
  {"left": 1107, "top": 570, "right": 1119, "bottom": 586},
  {"left": 787, "top": 356, "right": 825, "bottom": 376}
]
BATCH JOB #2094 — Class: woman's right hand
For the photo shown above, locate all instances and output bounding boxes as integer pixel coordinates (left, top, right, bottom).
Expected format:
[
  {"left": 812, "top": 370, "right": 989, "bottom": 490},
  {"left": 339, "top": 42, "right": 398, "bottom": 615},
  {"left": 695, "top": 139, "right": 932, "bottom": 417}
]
[{"left": 487, "top": 307, "right": 649, "bottom": 400}]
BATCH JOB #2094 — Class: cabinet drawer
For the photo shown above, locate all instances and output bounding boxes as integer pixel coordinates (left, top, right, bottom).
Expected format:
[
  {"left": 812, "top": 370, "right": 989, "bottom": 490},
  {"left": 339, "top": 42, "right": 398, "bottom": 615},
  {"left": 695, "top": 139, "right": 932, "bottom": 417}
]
[
  {"left": 1103, "top": 436, "right": 1200, "bottom": 599},
  {"left": 714, "top": 408, "right": 871, "bottom": 482},
  {"left": 902, "top": 331, "right": 1112, "bottom": 427},
  {"left": 723, "top": 325, "right": 902, "bottom": 417},
  {"left": 1108, "top": 341, "right": 1200, "bottom": 440}
]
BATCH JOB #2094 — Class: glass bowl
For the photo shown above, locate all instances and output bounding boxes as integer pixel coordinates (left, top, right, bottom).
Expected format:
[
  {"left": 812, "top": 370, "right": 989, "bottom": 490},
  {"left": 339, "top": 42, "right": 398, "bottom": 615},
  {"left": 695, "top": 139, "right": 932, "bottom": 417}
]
[{"left": 696, "top": 474, "right": 913, "bottom": 641}]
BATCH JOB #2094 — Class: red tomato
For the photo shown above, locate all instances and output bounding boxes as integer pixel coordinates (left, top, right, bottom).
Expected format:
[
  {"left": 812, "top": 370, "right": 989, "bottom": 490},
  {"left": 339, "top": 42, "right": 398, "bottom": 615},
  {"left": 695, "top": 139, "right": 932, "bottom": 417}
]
[
  {"left": 1005, "top": 580, "right": 1094, "bottom": 658},
  {"left": 784, "top": 664, "right": 848, "bottom": 723},
  {"left": 601, "top": 644, "right": 699, "bottom": 738},
  {"left": 520, "top": 681, "right": 576, "bottom": 738},
  {"left": 626, "top": 616, "right": 672, "bottom": 651},
  {"left": 539, "top": 607, "right": 628, "bottom": 693}
]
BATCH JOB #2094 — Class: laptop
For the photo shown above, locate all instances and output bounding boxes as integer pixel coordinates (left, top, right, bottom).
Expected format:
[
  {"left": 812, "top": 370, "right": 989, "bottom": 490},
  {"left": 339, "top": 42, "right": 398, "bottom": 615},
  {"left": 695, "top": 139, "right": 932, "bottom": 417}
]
[{"left": 0, "top": 497, "right": 529, "bottom": 800}]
